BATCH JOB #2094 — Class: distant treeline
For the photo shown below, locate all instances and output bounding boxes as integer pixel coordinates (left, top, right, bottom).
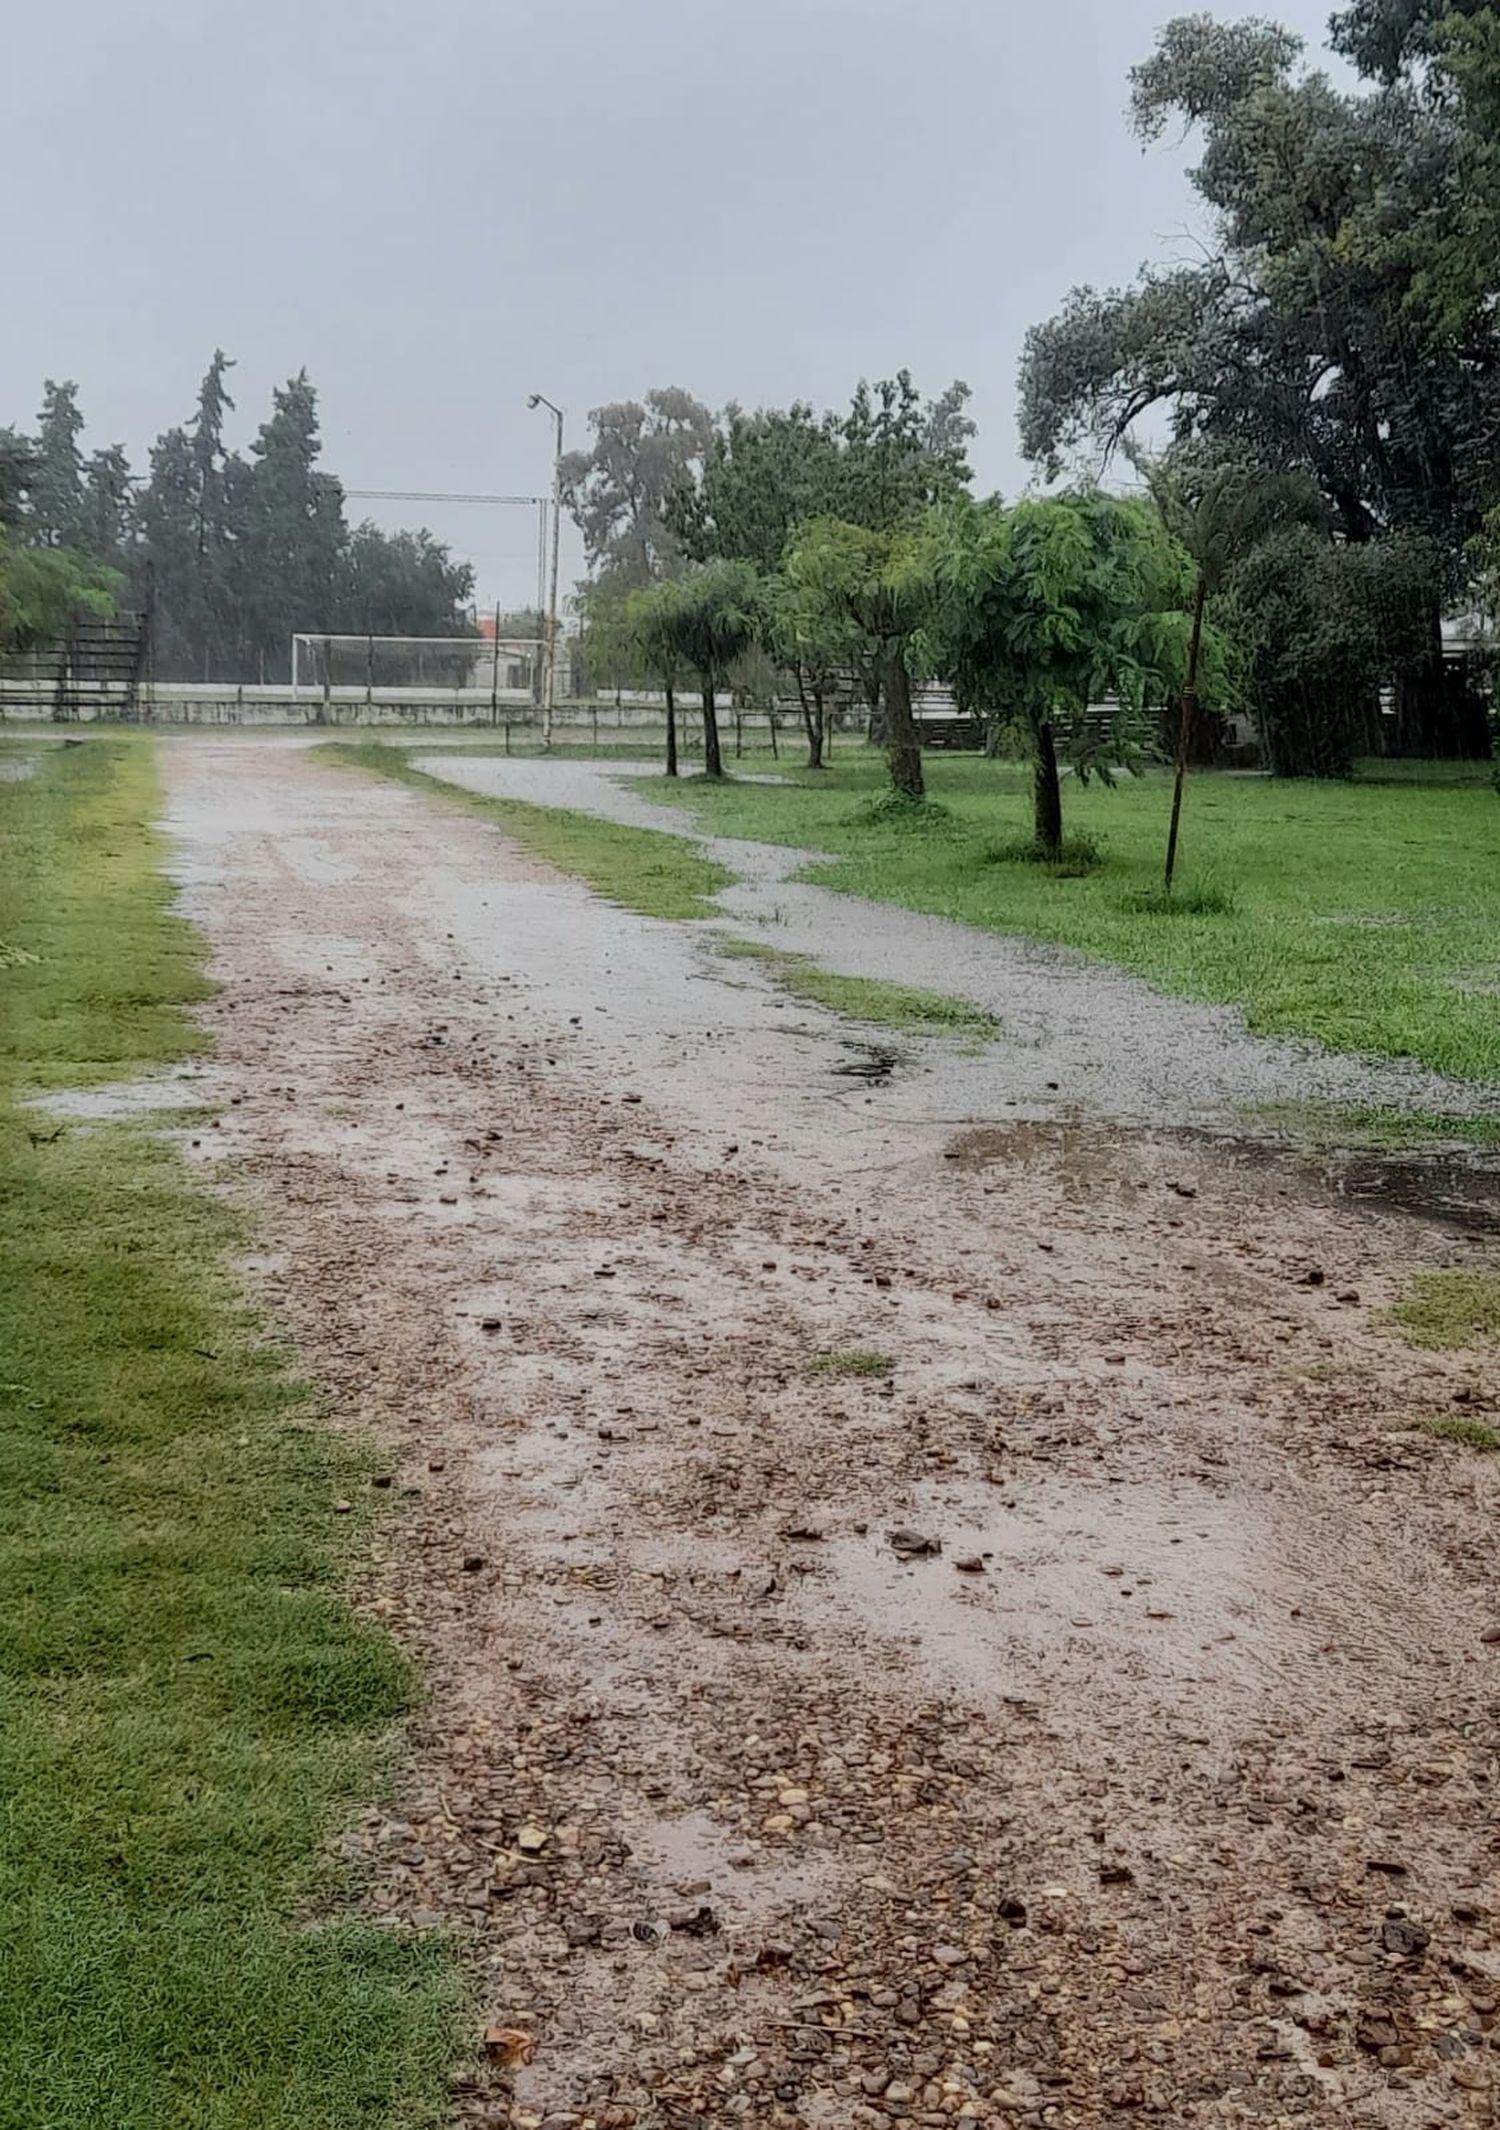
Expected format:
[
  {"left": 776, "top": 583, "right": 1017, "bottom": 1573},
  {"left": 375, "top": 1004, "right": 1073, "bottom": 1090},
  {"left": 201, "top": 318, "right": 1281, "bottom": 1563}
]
[{"left": 0, "top": 354, "right": 475, "bottom": 681}]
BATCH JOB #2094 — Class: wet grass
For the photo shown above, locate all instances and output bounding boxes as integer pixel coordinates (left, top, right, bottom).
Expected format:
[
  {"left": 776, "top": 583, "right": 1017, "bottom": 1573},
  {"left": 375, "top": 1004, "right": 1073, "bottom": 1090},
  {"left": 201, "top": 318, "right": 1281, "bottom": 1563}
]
[
  {"left": 809, "top": 1349, "right": 895, "bottom": 1378},
  {"left": 713, "top": 935, "right": 998, "bottom": 1042},
  {"left": 1246, "top": 1101, "right": 1500, "bottom": 1150},
  {"left": 0, "top": 739, "right": 460, "bottom": 2129},
  {"left": 320, "top": 739, "right": 730, "bottom": 920},
  {"left": 643, "top": 752, "right": 1500, "bottom": 1082},
  {"left": 1410, "top": 1413, "right": 1500, "bottom": 1450},
  {"left": 1390, "top": 1269, "right": 1500, "bottom": 1349}
]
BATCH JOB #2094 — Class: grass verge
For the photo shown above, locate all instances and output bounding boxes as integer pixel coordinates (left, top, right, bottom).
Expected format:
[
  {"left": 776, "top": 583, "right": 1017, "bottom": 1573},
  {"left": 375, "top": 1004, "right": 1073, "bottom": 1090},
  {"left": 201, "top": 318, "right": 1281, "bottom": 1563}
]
[
  {"left": 713, "top": 935, "right": 998, "bottom": 1042},
  {"left": 1390, "top": 1269, "right": 1500, "bottom": 1350},
  {"left": 1245, "top": 1101, "right": 1500, "bottom": 1150},
  {"left": 0, "top": 738, "right": 460, "bottom": 2129},
  {"left": 1410, "top": 1413, "right": 1500, "bottom": 1450},
  {"left": 642, "top": 751, "right": 1500, "bottom": 1082},
  {"left": 318, "top": 739, "right": 730, "bottom": 919},
  {"left": 809, "top": 1349, "right": 895, "bottom": 1378}
]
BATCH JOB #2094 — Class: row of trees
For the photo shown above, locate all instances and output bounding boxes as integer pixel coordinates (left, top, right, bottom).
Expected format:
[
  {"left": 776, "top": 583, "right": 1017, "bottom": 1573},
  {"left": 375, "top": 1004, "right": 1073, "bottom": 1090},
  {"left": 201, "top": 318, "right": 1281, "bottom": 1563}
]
[
  {"left": 613, "top": 488, "right": 1220, "bottom": 866},
  {"left": 0, "top": 358, "right": 474, "bottom": 679}
]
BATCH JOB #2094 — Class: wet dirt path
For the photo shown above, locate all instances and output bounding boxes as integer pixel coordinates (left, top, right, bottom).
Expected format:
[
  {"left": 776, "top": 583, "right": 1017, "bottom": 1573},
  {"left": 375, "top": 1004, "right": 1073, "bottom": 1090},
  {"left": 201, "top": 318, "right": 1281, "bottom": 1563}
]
[{"left": 163, "top": 738, "right": 1500, "bottom": 2130}]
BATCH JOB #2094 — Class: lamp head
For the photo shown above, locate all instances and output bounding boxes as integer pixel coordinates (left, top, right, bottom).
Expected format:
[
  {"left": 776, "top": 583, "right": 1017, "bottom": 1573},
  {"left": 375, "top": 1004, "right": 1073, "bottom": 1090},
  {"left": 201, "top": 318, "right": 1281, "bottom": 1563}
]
[{"left": 527, "top": 394, "right": 541, "bottom": 409}]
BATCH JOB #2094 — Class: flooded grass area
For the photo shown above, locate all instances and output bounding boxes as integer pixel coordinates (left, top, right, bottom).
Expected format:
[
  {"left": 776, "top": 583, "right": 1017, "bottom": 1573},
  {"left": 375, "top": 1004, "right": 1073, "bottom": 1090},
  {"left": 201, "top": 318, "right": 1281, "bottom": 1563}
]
[
  {"left": 644, "top": 751, "right": 1500, "bottom": 1083},
  {"left": 712, "top": 932, "right": 999, "bottom": 1042}
]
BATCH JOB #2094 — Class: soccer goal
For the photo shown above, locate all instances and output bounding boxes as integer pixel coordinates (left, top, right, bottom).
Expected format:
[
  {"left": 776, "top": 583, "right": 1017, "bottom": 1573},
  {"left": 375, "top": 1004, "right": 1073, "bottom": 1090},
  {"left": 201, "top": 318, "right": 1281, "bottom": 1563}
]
[{"left": 289, "top": 632, "right": 547, "bottom": 717}]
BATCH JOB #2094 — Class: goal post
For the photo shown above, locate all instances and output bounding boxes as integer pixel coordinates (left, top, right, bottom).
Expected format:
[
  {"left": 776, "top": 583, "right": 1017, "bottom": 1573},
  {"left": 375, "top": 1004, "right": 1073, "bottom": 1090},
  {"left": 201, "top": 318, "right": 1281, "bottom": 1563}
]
[{"left": 289, "top": 632, "right": 547, "bottom": 714}]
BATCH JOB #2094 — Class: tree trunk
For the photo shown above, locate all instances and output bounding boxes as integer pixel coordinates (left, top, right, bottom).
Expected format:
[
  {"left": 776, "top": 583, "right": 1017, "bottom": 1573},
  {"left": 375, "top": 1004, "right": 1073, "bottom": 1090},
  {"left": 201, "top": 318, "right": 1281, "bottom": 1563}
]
[
  {"left": 664, "top": 681, "right": 678, "bottom": 778},
  {"left": 1033, "top": 719, "right": 1063, "bottom": 853},
  {"left": 882, "top": 650, "right": 924, "bottom": 800},
  {"left": 795, "top": 667, "right": 824, "bottom": 769},
  {"left": 863, "top": 660, "right": 886, "bottom": 746},
  {"left": 1164, "top": 572, "right": 1207, "bottom": 893},
  {"left": 701, "top": 678, "right": 723, "bottom": 778}
]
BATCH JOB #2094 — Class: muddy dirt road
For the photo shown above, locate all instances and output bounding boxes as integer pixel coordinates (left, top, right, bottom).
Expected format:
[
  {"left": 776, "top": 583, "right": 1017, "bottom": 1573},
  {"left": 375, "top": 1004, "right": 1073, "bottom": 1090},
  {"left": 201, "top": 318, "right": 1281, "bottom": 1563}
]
[{"left": 165, "top": 738, "right": 1499, "bottom": 2129}]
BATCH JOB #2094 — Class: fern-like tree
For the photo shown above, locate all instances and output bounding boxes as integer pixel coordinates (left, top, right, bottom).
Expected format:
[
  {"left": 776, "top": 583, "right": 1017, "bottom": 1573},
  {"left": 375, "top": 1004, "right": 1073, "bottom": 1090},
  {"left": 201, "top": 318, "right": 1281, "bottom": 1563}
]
[
  {"left": 650, "top": 560, "right": 762, "bottom": 778},
  {"left": 781, "top": 519, "right": 933, "bottom": 798},
  {"left": 931, "top": 492, "right": 1197, "bottom": 855}
]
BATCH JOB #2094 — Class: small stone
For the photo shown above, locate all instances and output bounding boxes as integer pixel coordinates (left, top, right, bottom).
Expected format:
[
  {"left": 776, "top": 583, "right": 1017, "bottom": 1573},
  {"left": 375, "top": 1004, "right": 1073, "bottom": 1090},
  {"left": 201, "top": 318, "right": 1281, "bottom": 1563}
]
[
  {"left": 516, "top": 1825, "right": 549, "bottom": 1854},
  {"left": 888, "top": 1528, "right": 941, "bottom": 1558},
  {"left": 1381, "top": 1916, "right": 1430, "bottom": 1958},
  {"left": 954, "top": 1556, "right": 985, "bottom": 1575},
  {"left": 462, "top": 1554, "right": 486, "bottom": 1573}
]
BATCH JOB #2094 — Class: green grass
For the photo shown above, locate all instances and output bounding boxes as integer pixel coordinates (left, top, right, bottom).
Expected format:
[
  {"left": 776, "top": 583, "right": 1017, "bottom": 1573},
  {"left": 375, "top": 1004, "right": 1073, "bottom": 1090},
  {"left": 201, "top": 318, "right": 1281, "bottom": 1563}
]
[
  {"left": 808, "top": 1349, "right": 895, "bottom": 1378},
  {"left": 712, "top": 934, "right": 998, "bottom": 1041},
  {"left": 642, "top": 752, "right": 1500, "bottom": 1082},
  {"left": 1246, "top": 1101, "right": 1500, "bottom": 1149},
  {"left": 1409, "top": 1413, "right": 1500, "bottom": 1449},
  {"left": 0, "top": 739, "right": 460, "bottom": 2129},
  {"left": 1390, "top": 1269, "right": 1500, "bottom": 1349},
  {"left": 318, "top": 739, "right": 730, "bottom": 919}
]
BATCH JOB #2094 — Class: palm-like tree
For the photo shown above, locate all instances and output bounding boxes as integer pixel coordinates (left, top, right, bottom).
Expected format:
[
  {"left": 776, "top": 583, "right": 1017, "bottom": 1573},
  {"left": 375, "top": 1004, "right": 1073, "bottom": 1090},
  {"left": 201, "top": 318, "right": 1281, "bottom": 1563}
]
[{"left": 1135, "top": 450, "right": 1320, "bottom": 889}]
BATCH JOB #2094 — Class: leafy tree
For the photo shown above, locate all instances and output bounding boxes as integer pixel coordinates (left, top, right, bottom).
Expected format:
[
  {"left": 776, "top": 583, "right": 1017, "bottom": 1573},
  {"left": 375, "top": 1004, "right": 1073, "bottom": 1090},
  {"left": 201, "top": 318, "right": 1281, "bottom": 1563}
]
[
  {"left": 647, "top": 561, "right": 762, "bottom": 778},
  {"left": 622, "top": 578, "right": 691, "bottom": 776},
  {"left": 674, "top": 403, "right": 844, "bottom": 574},
  {"left": 559, "top": 388, "right": 715, "bottom": 588},
  {"left": 1133, "top": 450, "right": 1320, "bottom": 884},
  {"left": 1224, "top": 526, "right": 1440, "bottom": 775},
  {"left": 0, "top": 532, "right": 117, "bottom": 651},
  {"left": 930, "top": 493, "right": 1196, "bottom": 853},
  {"left": 761, "top": 567, "right": 850, "bottom": 768},
  {"left": 783, "top": 520, "right": 933, "bottom": 799},
  {"left": 30, "top": 382, "right": 86, "bottom": 550},
  {"left": 1018, "top": 13, "right": 1500, "bottom": 755},
  {"left": 837, "top": 371, "right": 974, "bottom": 532},
  {"left": 338, "top": 524, "right": 473, "bottom": 636}
]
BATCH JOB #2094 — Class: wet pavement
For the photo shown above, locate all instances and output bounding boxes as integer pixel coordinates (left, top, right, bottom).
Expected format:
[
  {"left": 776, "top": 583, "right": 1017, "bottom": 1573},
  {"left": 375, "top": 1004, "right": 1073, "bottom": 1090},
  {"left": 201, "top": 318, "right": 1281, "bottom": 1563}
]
[
  {"left": 417, "top": 752, "right": 1500, "bottom": 1134},
  {"left": 152, "top": 734, "right": 1500, "bottom": 2130}
]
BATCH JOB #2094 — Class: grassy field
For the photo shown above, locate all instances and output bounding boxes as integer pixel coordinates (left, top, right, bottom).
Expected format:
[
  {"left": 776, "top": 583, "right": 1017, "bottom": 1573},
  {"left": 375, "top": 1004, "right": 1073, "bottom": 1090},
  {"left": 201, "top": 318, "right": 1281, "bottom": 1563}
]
[
  {"left": 643, "top": 751, "right": 1500, "bottom": 1084},
  {"left": 0, "top": 740, "right": 459, "bottom": 2129},
  {"left": 319, "top": 738, "right": 730, "bottom": 919}
]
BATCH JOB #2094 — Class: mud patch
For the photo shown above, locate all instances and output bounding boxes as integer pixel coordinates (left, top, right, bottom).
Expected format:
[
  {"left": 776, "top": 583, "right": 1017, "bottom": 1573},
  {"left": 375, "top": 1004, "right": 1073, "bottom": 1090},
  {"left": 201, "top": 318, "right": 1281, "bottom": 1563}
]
[{"left": 946, "top": 1116, "right": 1500, "bottom": 1234}]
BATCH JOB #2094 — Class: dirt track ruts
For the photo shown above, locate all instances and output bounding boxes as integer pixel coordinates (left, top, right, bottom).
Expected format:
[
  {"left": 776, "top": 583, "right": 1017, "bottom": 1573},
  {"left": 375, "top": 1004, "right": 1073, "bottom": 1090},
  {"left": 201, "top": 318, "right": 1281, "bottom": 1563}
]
[{"left": 166, "top": 738, "right": 1500, "bottom": 2130}]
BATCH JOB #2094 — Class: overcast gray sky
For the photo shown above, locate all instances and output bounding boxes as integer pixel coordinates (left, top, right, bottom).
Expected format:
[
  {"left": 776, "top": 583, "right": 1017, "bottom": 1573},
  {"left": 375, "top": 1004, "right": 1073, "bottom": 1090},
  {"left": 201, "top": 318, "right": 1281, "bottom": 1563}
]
[{"left": 7, "top": 0, "right": 1342, "bottom": 611}]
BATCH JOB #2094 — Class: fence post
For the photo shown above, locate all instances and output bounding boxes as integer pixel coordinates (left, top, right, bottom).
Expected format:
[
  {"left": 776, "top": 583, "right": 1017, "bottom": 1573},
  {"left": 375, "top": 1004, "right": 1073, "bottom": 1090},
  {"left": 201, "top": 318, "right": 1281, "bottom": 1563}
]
[{"left": 768, "top": 704, "right": 779, "bottom": 760}]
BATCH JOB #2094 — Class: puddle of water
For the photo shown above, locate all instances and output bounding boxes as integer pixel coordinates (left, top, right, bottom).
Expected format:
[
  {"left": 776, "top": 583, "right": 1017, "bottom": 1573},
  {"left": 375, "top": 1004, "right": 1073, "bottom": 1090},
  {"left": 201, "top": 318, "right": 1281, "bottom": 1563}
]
[
  {"left": 795, "top": 1473, "right": 1280, "bottom": 1724},
  {"left": 947, "top": 1118, "right": 1500, "bottom": 1233},
  {"left": 631, "top": 1806, "right": 833, "bottom": 1922},
  {"left": 33, "top": 1070, "right": 214, "bottom": 1121}
]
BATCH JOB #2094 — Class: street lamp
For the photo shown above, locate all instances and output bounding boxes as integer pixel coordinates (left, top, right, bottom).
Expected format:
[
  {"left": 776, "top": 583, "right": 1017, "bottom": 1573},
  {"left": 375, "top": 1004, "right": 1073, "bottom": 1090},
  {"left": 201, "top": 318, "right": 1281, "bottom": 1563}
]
[{"left": 527, "top": 393, "right": 564, "bottom": 749}]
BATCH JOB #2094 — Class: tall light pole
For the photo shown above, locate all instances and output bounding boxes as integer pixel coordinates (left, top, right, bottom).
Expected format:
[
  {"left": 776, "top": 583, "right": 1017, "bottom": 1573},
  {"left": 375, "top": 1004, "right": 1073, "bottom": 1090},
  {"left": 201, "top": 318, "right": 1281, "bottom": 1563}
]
[{"left": 527, "top": 393, "right": 565, "bottom": 749}]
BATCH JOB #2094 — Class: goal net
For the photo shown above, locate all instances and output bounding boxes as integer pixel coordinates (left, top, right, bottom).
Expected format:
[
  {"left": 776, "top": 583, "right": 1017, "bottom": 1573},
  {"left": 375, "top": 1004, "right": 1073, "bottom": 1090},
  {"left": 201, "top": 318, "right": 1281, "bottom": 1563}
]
[{"left": 290, "top": 632, "right": 546, "bottom": 705}]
